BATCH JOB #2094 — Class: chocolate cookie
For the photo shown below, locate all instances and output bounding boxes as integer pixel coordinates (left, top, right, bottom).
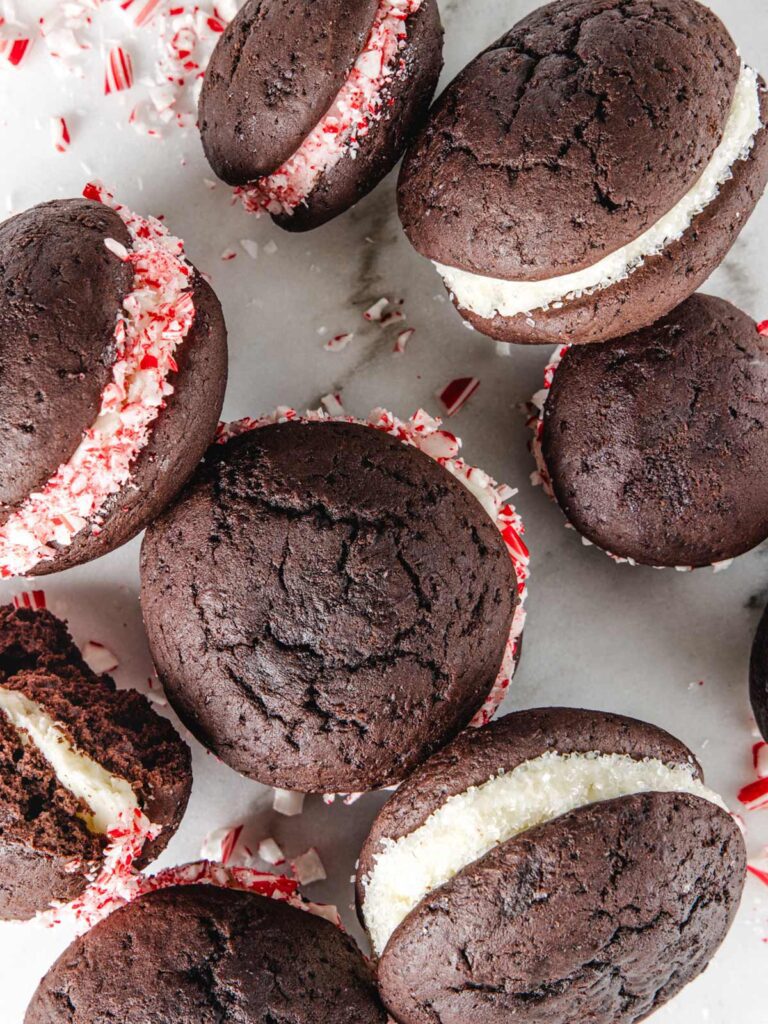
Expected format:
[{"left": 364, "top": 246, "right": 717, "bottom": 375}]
[
  {"left": 0, "top": 187, "right": 227, "bottom": 577},
  {"left": 536, "top": 293, "right": 768, "bottom": 567},
  {"left": 0, "top": 604, "right": 192, "bottom": 921},
  {"left": 25, "top": 884, "right": 387, "bottom": 1024},
  {"left": 750, "top": 605, "right": 768, "bottom": 742},
  {"left": 398, "top": 0, "right": 768, "bottom": 345},
  {"left": 199, "top": 0, "right": 443, "bottom": 230},
  {"left": 357, "top": 707, "right": 745, "bottom": 1024},
  {"left": 140, "top": 414, "right": 522, "bottom": 793}
]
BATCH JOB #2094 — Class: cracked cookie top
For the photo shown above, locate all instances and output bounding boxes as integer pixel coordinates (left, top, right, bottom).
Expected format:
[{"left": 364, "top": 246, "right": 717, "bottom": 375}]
[
  {"left": 140, "top": 419, "right": 518, "bottom": 793},
  {"left": 25, "top": 886, "right": 388, "bottom": 1024},
  {"left": 540, "top": 293, "right": 768, "bottom": 566},
  {"left": 398, "top": 0, "right": 740, "bottom": 281}
]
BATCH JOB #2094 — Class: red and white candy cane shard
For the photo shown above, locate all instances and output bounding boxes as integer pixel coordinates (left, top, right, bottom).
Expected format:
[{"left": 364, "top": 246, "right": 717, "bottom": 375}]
[
  {"left": 436, "top": 376, "right": 481, "bottom": 417},
  {"left": 393, "top": 328, "right": 414, "bottom": 354},
  {"left": 0, "top": 182, "right": 196, "bottom": 578},
  {"left": 758, "top": 319, "right": 768, "bottom": 338},
  {"left": 738, "top": 775, "right": 768, "bottom": 811},
  {"left": 238, "top": 0, "right": 422, "bottom": 216},
  {"left": 0, "top": 34, "right": 32, "bottom": 67},
  {"left": 105, "top": 44, "right": 134, "bottom": 94},
  {"left": 50, "top": 116, "right": 71, "bottom": 153},
  {"left": 217, "top": 407, "right": 530, "bottom": 730},
  {"left": 11, "top": 589, "right": 47, "bottom": 611},
  {"left": 754, "top": 741, "right": 768, "bottom": 778}
]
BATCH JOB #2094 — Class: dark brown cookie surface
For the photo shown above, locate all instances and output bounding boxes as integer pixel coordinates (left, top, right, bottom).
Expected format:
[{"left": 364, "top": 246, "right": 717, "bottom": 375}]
[
  {"left": 25, "top": 885, "right": 388, "bottom": 1024},
  {"left": 399, "top": 0, "right": 739, "bottom": 281},
  {"left": 0, "top": 199, "right": 133, "bottom": 508},
  {"left": 358, "top": 708, "right": 744, "bottom": 1024},
  {"left": 0, "top": 605, "right": 192, "bottom": 920},
  {"left": 140, "top": 420, "right": 518, "bottom": 793},
  {"left": 199, "top": 0, "right": 443, "bottom": 230},
  {"left": 750, "top": 604, "right": 768, "bottom": 742},
  {"left": 541, "top": 293, "right": 768, "bottom": 566}
]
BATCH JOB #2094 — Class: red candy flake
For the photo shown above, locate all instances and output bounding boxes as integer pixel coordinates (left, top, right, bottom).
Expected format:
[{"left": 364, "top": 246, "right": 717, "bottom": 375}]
[
  {"left": 0, "top": 15, "right": 32, "bottom": 67},
  {"left": 217, "top": 406, "right": 531, "bottom": 735},
  {"left": 0, "top": 183, "right": 196, "bottom": 578},
  {"left": 757, "top": 320, "right": 768, "bottom": 338},
  {"left": 11, "top": 590, "right": 47, "bottom": 611},
  {"left": 237, "top": 0, "right": 423, "bottom": 216},
  {"left": 738, "top": 776, "right": 768, "bottom": 811},
  {"left": 436, "top": 377, "right": 481, "bottom": 417},
  {"left": 50, "top": 116, "right": 71, "bottom": 153},
  {"left": 104, "top": 44, "right": 134, "bottom": 94}
]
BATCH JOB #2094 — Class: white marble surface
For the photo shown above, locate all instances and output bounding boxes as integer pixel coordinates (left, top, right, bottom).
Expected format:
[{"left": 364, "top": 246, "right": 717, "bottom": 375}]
[{"left": 1, "top": 0, "right": 768, "bottom": 1020}]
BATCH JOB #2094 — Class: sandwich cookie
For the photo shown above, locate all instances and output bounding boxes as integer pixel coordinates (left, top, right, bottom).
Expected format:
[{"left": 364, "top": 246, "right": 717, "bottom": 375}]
[
  {"left": 530, "top": 293, "right": 768, "bottom": 568},
  {"left": 199, "top": 0, "right": 443, "bottom": 230},
  {"left": 398, "top": 0, "right": 768, "bottom": 345},
  {"left": 0, "top": 185, "right": 227, "bottom": 577},
  {"left": 357, "top": 707, "right": 745, "bottom": 1024},
  {"left": 26, "top": 885, "right": 387, "bottom": 1024},
  {"left": 0, "top": 603, "right": 192, "bottom": 924},
  {"left": 140, "top": 407, "right": 529, "bottom": 794}
]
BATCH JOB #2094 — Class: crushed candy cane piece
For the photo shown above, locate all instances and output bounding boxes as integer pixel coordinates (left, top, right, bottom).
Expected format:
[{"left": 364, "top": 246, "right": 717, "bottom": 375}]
[
  {"left": 324, "top": 332, "right": 354, "bottom": 352},
  {"left": 240, "top": 238, "right": 259, "bottom": 259},
  {"left": 291, "top": 848, "right": 327, "bottom": 885},
  {"left": 104, "top": 44, "right": 134, "bottom": 94},
  {"left": 273, "top": 789, "right": 305, "bottom": 816},
  {"left": 321, "top": 393, "right": 346, "bottom": 417},
  {"left": 0, "top": 182, "right": 195, "bottom": 578},
  {"left": 379, "top": 310, "right": 405, "bottom": 327},
  {"left": 758, "top": 320, "right": 768, "bottom": 337},
  {"left": 82, "top": 641, "right": 119, "bottom": 674},
  {"left": 364, "top": 297, "right": 389, "bottom": 322},
  {"left": 257, "top": 837, "right": 285, "bottom": 865},
  {"left": 220, "top": 248, "right": 237, "bottom": 261},
  {"left": 738, "top": 776, "right": 768, "bottom": 811},
  {"left": 754, "top": 741, "right": 768, "bottom": 778},
  {"left": 217, "top": 407, "right": 530, "bottom": 731},
  {"left": 393, "top": 328, "right": 414, "bottom": 354},
  {"left": 437, "top": 377, "right": 480, "bottom": 417},
  {"left": 747, "top": 856, "right": 768, "bottom": 887},
  {"left": 50, "top": 116, "right": 71, "bottom": 153},
  {"left": 201, "top": 824, "right": 244, "bottom": 865},
  {"left": 12, "top": 590, "right": 47, "bottom": 611}
]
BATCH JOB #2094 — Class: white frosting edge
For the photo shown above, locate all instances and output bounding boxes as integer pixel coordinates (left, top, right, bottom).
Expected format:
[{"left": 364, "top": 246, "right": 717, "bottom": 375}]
[
  {"left": 436, "top": 65, "right": 762, "bottom": 321},
  {"left": 0, "top": 685, "right": 138, "bottom": 834},
  {"left": 361, "top": 750, "right": 726, "bottom": 956}
]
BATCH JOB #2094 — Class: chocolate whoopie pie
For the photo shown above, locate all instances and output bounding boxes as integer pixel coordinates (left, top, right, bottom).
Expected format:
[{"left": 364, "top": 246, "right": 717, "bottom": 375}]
[
  {"left": 0, "top": 187, "right": 227, "bottom": 578},
  {"left": 357, "top": 707, "right": 745, "bottom": 1024},
  {"left": 140, "top": 412, "right": 526, "bottom": 793},
  {"left": 398, "top": 0, "right": 768, "bottom": 345},
  {"left": 0, "top": 604, "right": 192, "bottom": 921},
  {"left": 534, "top": 293, "right": 768, "bottom": 568},
  {"left": 199, "top": 0, "right": 443, "bottom": 230},
  {"left": 26, "top": 884, "right": 387, "bottom": 1024}
]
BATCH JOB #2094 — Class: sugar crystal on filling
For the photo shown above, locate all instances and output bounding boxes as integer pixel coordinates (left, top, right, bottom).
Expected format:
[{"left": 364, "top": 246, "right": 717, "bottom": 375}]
[
  {"left": 436, "top": 65, "right": 763, "bottom": 320},
  {"left": 361, "top": 751, "right": 727, "bottom": 956},
  {"left": 237, "top": 0, "right": 423, "bottom": 216}
]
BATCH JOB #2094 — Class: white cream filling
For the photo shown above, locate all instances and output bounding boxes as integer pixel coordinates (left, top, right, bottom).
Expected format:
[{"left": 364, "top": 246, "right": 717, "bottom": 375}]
[
  {"left": 0, "top": 686, "right": 138, "bottom": 834},
  {"left": 436, "top": 65, "right": 762, "bottom": 321},
  {"left": 361, "top": 750, "right": 726, "bottom": 956}
]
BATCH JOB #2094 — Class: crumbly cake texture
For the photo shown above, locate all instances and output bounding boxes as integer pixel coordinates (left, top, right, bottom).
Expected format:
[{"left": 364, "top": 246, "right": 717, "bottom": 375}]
[
  {"left": 25, "top": 886, "right": 388, "bottom": 1024},
  {"left": 0, "top": 605, "right": 192, "bottom": 924},
  {"left": 531, "top": 294, "right": 768, "bottom": 567},
  {"left": 397, "top": 0, "right": 768, "bottom": 344},
  {"left": 357, "top": 707, "right": 745, "bottom": 1024},
  {"left": 140, "top": 408, "right": 528, "bottom": 794},
  {"left": 199, "top": 0, "right": 443, "bottom": 230},
  {"left": 0, "top": 185, "right": 228, "bottom": 578}
]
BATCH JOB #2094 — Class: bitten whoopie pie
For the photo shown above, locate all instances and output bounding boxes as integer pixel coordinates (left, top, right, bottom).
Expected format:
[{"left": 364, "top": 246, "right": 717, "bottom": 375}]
[
  {"left": 199, "top": 0, "right": 443, "bottom": 230},
  {"left": 532, "top": 293, "right": 768, "bottom": 568},
  {"left": 26, "top": 884, "right": 387, "bottom": 1024},
  {"left": 140, "top": 409, "right": 529, "bottom": 793},
  {"left": 357, "top": 707, "right": 745, "bottom": 1024},
  {"left": 749, "top": 606, "right": 768, "bottom": 742},
  {"left": 0, "top": 185, "right": 227, "bottom": 578},
  {"left": 0, "top": 603, "right": 192, "bottom": 922},
  {"left": 398, "top": 0, "right": 768, "bottom": 345}
]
